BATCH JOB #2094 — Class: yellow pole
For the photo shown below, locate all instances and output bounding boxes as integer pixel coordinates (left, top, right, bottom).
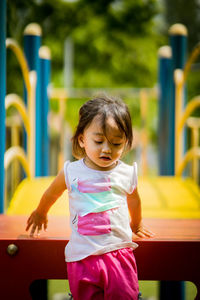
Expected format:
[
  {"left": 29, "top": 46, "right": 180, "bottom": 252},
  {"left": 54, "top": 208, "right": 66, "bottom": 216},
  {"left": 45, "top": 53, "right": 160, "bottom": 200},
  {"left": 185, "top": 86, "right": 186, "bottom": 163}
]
[
  {"left": 186, "top": 117, "right": 200, "bottom": 182},
  {"left": 6, "top": 38, "right": 35, "bottom": 178},
  {"left": 5, "top": 116, "right": 21, "bottom": 207},
  {"left": 139, "top": 89, "right": 148, "bottom": 176},
  {"left": 174, "top": 69, "right": 184, "bottom": 175},
  {"left": 4, "top": 146, "right": 31, "bottom": 178},
  {"left": 6, "top": 39, "right": 31, "bottom": 93},
  {"left": 176, "top": 147, "right": 200, "bottom": 177},
  {"left": 28, "top": 71, "right": 37, "bottom": 178},
  {"left": 174, "top": 40, "right": 200, "bottom": 179},
  {"left": 11, "top": 120, "right": 21, "bottom": 192},
  {"left": 178, "top": 97, "right": 200, "bottom": 133},
  {"left": 5, "top": 94, "right": 30, "bottom": 135},
  {"left": 184, "top": 43, "right": 200, "bottom": 82}
]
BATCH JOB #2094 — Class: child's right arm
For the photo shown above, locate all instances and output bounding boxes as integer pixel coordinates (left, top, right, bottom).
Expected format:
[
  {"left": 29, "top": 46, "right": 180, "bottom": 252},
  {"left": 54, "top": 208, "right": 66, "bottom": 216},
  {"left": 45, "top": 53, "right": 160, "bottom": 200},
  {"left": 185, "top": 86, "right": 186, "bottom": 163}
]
[{"left": 26, "top": 169, "right": 66, "bottom": 236}]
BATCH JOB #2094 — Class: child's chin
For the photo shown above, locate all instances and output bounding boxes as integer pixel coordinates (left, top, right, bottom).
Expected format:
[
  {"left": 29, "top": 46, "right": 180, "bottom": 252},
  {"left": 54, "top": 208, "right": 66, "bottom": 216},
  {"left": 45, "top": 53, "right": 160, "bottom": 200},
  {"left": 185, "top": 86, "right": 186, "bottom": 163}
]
[{"left": 98, "top": 160, "right": 116, "bottom": 169}]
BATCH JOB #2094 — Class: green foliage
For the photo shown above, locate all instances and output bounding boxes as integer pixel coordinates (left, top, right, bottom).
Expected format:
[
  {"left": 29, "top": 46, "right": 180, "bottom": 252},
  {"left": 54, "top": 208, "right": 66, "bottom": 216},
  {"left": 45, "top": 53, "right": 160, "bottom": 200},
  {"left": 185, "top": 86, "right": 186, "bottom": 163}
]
[
  {"left": 64, "top": 97, "right": 87, "bottom": 129},
  {"left": 72, "top": 24, "right": 160, "bottom": 87},
  {"left": 6, "top": 0, "right": 161, "bottom": 94},
  {"left": 162, "top": 0, "right": 200, "bottom": 102},
  {"left": 163, "top": 0, "right": 200, "bottom": 51}
]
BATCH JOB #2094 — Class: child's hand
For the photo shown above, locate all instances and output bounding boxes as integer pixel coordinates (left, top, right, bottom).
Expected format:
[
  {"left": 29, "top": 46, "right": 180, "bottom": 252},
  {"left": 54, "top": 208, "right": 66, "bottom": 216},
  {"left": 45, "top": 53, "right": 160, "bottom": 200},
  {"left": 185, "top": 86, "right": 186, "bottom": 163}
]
[
  {"left": 26, "top": 210, "right": 48, "bottom": 237},
  {"left": 131, "top": 222, "right": 154, "bottom": 239}
]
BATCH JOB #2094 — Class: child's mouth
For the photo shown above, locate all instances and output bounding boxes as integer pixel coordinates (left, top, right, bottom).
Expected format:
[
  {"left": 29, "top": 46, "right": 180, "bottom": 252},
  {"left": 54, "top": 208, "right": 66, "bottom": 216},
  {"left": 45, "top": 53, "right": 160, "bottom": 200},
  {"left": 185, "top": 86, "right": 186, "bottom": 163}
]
[{"left": 100, "top": 156, "right": 111, "bottom": 161}]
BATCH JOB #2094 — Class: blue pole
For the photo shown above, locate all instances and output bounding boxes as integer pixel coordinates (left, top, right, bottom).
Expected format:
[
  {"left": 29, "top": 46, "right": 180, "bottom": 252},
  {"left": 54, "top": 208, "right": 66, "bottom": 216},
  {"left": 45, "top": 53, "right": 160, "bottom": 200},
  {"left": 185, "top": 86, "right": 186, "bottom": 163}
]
[
  {"left": 0, "top": 0, "right": 6, "bottom": 213},
  {"left": 168, "top": 23, "right": 188, "bottom": 175},
  {"left": 158, "top": 46, "right": 172, "bottom": 175},
  {"left": 159, "top": 23, "right": 188, "bottom": 300},
  {"left": 24, "top": 24, "right": 48, "bottom": 300},
  {"left": 24, "top": 23, "right": 42, "bottom": 177},
  {"left": 39, "top": 46, "right": 51, "bottom": 176}
]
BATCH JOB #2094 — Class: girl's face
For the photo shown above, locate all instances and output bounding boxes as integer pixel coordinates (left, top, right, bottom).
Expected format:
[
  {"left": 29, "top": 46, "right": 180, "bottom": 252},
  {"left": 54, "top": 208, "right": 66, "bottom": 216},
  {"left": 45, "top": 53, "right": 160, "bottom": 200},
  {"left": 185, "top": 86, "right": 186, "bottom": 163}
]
[{"left": 78, "top": 115, "right": 126, "bottom": 171}]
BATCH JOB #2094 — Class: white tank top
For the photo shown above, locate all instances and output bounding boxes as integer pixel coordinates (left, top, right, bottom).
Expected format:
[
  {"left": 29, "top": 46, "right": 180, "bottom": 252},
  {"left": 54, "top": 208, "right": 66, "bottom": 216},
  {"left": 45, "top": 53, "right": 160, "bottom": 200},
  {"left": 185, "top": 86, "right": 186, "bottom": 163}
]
[{"left": 64, "top": 159, "right": 138, "bottom": 262}]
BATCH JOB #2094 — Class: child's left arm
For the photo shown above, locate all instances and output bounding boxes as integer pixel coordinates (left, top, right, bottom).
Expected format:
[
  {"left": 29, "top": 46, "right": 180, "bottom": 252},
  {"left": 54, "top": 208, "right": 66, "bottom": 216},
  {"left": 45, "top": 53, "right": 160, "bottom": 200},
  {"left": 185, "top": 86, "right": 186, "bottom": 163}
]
[{"left": 127, "top": 187, "right": 154, "bottom": 239}]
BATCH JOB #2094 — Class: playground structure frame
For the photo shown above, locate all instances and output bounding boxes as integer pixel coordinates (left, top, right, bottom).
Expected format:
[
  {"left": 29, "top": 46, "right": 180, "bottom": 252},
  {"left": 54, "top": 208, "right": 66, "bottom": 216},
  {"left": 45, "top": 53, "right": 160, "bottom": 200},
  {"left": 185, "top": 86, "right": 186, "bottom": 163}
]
[
  {"left": 5, "top": 39, "right": 37, "bottom": 179},
  {"left": 174, "top": 42, "right": 200, "bottom": 181}
]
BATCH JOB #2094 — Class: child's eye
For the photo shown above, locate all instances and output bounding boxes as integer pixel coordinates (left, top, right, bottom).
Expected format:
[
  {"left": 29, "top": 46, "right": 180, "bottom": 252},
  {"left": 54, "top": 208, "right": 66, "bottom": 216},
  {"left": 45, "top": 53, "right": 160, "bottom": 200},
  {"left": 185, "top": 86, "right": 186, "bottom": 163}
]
[
  {"left": 113, "top": 143, "right": 122, "bottom": 146},
  {"left": 94, "top": 141, "right": 103, "bottom": 144}
]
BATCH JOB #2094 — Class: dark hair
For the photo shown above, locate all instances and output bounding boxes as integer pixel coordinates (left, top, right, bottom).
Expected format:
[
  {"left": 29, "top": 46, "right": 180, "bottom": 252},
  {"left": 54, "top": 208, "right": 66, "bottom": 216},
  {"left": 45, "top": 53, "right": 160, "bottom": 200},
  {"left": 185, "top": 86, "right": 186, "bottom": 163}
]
[{"left": 72, "top": 95, "right": 133, "bottom": 158}]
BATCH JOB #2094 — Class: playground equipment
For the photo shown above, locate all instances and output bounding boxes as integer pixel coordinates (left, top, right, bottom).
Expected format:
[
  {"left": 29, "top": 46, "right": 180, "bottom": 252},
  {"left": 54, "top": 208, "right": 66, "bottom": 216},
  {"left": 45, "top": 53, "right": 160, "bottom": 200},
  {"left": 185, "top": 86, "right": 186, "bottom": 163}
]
[
  {"left": 5, "top": 39, "right": 36, "bottom": 178},
  {"left": 158, "top": 23, "right": 200, "bottom": 300},
  {"left": 0, "top": 0, "right": 6, "bottom": 212},
  {"left": 5, "top": 115, "right": 22, "bottom": 195},
  {"left": 1, "top": 215, "right": 200, "bottom": 300},
  {"left": 139, "top": 88, "right": 152, "bottom": 176},
  {"left": 158, "top": 24, "right": 188, "bottom": 176},
  {"left": 174, "top": 43, "right": 200, "bottom": 182},
  {"left": 158, "top": 24, "right": 200, "bottom": 183},
  {"left": 0, "top": 22, "right": 51, "bottom": 213},
  {"left": 2, "top": 22, "right": 199, "bottom": 219},
  {"left": 24, "top": 24, "right": 51, "bottom": 177},
  {"left": 158, "top": 24, "right": 200, "bottom": 182},
  {"left": 0, "top": 11, "right": 200, "bottom": 299},
  {"left": 39, "top": 45, "right": 51, "bottom": 176}
]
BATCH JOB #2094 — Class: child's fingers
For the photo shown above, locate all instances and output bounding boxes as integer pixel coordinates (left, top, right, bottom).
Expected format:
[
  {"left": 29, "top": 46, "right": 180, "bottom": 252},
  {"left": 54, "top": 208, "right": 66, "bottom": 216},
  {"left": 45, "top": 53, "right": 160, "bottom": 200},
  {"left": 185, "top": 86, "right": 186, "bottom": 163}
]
[
  {"left": 26, "top": 218, "right": 33, "bottom": 231},
  {"left": 145, "top": 229, "right": 155, "bottom": 237},
  {"left": 26, "top": 212, "right": 36, "bottom": 231},
  {"left": 136, "top": 231, "right": 146, "bottom": 238},
  {"left": 140, "top": 227, "right": 154, "bottom": 237},
  {"left": 137, "top": 229, "right": 154, "bottom": 238},
  {"left": 43, "top": 219, "right": 48, "bottom": 231},
  {"left": 132, "top": 227, "right": 155, "bottom": 240},
  {"left": 26, "top": 223, "right": 30, "bottom": 232},
  {"left": 132, "top": 232, "right": 143, "bottom": 240},
  {"left": 30, "top": 224, "right": 37, "bottom": 237},
  {"left": 26, "top": 211, "right": 48, "bottom": 236},
  {"left": 37, "top": 224, "right": 42, "bottom": 236}
]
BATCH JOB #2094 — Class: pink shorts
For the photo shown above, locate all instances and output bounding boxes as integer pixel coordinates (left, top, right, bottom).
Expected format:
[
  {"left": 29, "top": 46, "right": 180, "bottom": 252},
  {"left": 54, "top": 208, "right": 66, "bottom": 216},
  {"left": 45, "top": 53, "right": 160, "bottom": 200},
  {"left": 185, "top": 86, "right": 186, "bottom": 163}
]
[{"left": 67, "top": 248, "right": 139, "bottom": 300}]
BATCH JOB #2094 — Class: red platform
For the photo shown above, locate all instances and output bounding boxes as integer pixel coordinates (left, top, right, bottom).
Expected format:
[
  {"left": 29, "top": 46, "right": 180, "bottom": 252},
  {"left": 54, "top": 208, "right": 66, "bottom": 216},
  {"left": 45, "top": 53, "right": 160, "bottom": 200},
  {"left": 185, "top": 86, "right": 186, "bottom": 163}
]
[{"left": 0, "top": 215, "right": 200, "bottom": 299}]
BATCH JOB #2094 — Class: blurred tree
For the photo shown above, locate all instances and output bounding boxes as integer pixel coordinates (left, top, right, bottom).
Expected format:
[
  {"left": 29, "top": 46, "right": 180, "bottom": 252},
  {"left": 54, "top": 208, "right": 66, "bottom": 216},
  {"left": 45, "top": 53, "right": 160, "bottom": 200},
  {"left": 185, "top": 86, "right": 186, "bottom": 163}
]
[
  {"left": 163, "top": 0, "right": 200, "bottom": 51},
  {"left": 163, "top": 0, "right": 200, "bottom": 102},
  {"left": 6, "top": 0, "right": 162, "bottom": 93}
]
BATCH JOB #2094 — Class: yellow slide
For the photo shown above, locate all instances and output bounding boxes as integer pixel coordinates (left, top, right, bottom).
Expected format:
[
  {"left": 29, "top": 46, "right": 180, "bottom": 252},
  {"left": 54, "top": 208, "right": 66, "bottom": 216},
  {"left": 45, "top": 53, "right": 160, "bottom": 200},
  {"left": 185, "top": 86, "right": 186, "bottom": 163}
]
[
  {"left": 7, "top": 176, "right": 200, "bottom": 219},
  {"left": 7, "top": 177, "right": 69, "bottom": 216},
  {"left": 139, "top": 176, "right": 200, "bottom": 219}
]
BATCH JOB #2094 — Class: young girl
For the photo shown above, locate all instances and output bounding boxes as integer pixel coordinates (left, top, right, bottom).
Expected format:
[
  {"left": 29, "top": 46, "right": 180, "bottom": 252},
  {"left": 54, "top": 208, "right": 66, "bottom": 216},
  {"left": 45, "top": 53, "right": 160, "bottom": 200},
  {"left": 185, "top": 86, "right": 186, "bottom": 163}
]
[{"left": 26, "top": 95, "right": 153, "bottom": 300}]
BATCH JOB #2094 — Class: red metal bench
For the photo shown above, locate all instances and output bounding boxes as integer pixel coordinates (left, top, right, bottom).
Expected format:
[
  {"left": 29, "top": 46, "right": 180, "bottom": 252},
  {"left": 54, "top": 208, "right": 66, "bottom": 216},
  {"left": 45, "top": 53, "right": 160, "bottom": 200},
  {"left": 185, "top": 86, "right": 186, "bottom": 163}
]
[{"left": 0, "top": 215, "right": 200, "bottom": 299}]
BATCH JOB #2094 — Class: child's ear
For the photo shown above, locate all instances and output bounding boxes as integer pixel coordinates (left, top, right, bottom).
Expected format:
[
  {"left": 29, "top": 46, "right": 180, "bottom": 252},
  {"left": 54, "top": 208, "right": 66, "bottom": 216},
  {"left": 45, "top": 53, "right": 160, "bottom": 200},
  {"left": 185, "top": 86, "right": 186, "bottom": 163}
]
[{"left": 78, "top": 134, "right": 84, "bottom": 148}]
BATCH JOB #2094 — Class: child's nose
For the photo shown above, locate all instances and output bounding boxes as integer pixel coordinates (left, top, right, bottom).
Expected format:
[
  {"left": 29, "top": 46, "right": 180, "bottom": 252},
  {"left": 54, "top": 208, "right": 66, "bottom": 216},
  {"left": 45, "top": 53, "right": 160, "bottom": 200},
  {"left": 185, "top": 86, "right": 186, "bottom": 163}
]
[{"left": 102, "top": 141, "right": 111, "bottom": 153}]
